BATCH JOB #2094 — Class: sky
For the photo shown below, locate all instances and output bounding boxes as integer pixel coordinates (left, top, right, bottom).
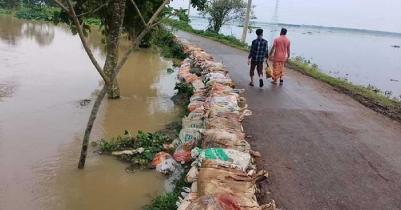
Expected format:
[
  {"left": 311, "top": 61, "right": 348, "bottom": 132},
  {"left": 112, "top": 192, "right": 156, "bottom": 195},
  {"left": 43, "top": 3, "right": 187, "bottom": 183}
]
[{"left": 169, "top": 0, "right": 401, "bottom": 33}]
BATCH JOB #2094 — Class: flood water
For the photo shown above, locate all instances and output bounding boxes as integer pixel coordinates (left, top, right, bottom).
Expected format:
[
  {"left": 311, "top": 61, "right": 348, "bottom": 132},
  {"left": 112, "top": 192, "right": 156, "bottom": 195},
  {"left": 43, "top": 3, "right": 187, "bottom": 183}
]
[
  {"left": 191, "top": 17, "right": 401, "bottom": 97},
  {"left": 0, "top": 16, "right": 182, "bottom": 210}
]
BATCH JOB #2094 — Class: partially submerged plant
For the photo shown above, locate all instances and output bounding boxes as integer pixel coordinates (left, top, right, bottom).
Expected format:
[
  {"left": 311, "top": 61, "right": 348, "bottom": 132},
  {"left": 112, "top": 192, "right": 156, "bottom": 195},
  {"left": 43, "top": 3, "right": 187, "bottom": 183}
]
[
  {"left": 174, "top": 82, "right": 194, "bottom": 96},
  {"left": 92, "top": 130, "right": 171, "bottom": 168}
]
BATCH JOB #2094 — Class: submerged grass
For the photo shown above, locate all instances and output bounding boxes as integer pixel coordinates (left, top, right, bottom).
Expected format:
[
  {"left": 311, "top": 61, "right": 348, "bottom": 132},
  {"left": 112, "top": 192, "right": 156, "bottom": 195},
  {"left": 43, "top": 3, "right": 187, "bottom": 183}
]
[{"left": 287, "top": 57, "right": 401, "bottom": 121}]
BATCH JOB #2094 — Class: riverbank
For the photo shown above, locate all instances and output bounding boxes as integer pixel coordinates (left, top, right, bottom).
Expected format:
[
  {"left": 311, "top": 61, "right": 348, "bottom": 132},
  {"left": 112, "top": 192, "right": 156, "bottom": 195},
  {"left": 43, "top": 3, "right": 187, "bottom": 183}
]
[{"left": 167, "top": 19, "right": 401, "bottom": 123}]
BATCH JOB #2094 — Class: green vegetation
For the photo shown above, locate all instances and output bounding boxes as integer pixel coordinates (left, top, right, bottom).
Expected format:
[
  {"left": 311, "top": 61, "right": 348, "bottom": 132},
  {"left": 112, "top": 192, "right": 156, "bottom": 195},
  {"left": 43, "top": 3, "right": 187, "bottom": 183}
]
[
  {"left": 13, "top": 7, "right": 58, "bottom": 21},
  {"left": 0, "top": 8, "right": 12, "bottom": 15},
  {"left": 167, "top": 19, "right": 250, "bottom": 51},
  {"left": 167, "top": 68, "right": 174, "bottom": 73},
  {"left": 287, "top": 57, "right": 401, "bottom": 121},
  {"left": 151, "top": 26, "right": 186, "bottom": 59},
  {"left": 143, "top": 167, "right": 191, "bottom": 210},
  {"left": 174, "top": 82, "right": 195, "bottom": 96},
  {"left": 91, "top": 130, "right": 171, "bottom": 168}
]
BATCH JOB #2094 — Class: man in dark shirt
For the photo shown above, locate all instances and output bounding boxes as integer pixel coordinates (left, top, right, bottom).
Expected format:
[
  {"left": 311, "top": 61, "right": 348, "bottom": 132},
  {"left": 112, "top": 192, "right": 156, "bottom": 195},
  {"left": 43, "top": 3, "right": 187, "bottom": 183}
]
[{"left": 248, "top": 29, "right": 269, "bottom": 87}]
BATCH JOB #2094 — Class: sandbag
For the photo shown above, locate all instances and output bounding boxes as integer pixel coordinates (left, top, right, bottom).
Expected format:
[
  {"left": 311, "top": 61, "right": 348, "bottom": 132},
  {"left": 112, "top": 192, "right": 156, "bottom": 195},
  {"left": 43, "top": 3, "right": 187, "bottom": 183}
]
[
  {"left": 205, "top": 67, "right": 229, "bottom": 75},
  {"left": 202, "top": 137, "right": 250, "bottom": 153},
  {"left": 182, "top": 117, "right": 204, "bottom": 129},
  {"left": 185, "top": 166, "right": 199, "bottom": 183},
  {"left": 206, "top": 79, "right": 235, "bottom": 88},
  {"left": 208, "top": 103, "right": 241, "bottom": 115},
  {"left": 197, "top": 167, "right": 255, "bottom": 199},
  {"left": 178, "top": 70, "right": 191, "bottom": 80},
  {"left": 185, "top": 194, "right": 241, "bottom": 210},
  {"left": 191, "top": 80, "right": 205, "bottom": 91},
  {"left": 190, "top": 95, "right": 207, "bottom": 102},
  {"left": 188, "top": 101, "right": 206, "bottom": 112},
  {"left": 205, "top": 72, "right": 229, "bottom": 81},
  {"left": 174, "top": 140, "right": 195, "bottom": 163},
  {"left": 198, "top": 60, "right": 225, "bottom": 70},
  {"left": 184, "top": 74, "right": 199, "bottom": 84},
  {"left": 151, "top": 152, "right": 171, "bottom": 166},
  {"left": 192, "top": 148, "right": 251, "bottom": 171},
  {"left": 205, "top": 117, "right": 243, "bottom": 133},
  {"left": 187, "top": 111, "right": 205, "bottom": 120},
  {"left": 178, "top": 128, "right": 202, "bottom": 145},
  {"left": 202, "top": 129, "right": 245, "bottom": 143},
  {"left": 207, "top": 95, "right": 239, "bottom": 108}
]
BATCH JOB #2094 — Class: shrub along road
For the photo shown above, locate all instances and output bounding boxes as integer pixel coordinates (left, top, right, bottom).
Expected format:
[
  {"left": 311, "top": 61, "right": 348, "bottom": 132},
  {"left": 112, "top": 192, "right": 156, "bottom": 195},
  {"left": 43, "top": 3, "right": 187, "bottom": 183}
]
[{"left": 176, "top": 31, "right": 401, "bottom": 210}]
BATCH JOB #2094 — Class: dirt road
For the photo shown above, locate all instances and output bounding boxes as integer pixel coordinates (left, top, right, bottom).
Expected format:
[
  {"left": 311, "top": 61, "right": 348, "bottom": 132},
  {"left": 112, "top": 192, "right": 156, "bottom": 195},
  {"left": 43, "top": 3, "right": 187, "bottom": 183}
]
[{"left": 176, "top": 31, "right": 401, "bottom": 210}]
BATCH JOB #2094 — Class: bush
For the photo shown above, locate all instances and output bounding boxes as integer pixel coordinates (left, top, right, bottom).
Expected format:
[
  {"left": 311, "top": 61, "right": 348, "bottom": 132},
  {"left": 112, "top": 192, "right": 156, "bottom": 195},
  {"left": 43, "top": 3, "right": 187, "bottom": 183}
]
[
  {"left": 174, "top": 82, "right": 194, "bottom": 96},
  {"left": 0, "top": 9, "right": 12, "bottom": 15},
  {"left": 151, "top": 26, "right": 186, "bottom": 59}
]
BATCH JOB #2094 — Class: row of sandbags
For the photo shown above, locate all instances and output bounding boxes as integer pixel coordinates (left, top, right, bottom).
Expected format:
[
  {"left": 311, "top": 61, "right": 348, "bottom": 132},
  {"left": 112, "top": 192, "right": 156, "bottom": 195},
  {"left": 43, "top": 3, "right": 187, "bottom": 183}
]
[{"left": 172, "top": 37, "right": 276, "bottom": 210}]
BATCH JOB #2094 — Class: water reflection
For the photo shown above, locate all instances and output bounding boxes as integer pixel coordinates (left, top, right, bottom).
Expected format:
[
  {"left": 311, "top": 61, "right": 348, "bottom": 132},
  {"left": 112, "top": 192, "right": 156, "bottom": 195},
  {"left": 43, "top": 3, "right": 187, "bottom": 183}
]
[
  {"left": 0, "top": 16, "right": 55, "bottom": 46},
  {"left": 0, "top": 15, "right": 180, "bottom": 210}
]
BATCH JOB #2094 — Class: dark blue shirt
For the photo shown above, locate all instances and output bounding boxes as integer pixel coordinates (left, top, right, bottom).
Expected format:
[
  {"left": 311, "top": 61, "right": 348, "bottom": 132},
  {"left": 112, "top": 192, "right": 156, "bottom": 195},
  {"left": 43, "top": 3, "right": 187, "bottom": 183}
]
[{"left": 248, "top": 37, "right": 269, "bottom": 63}]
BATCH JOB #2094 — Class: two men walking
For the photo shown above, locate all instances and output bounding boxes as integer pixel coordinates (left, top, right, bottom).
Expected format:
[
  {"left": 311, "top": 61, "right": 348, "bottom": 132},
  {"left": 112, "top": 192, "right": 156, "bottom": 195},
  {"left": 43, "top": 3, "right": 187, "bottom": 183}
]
[{"left": 248, "top": 28, "right": 291, "bottom": 87}]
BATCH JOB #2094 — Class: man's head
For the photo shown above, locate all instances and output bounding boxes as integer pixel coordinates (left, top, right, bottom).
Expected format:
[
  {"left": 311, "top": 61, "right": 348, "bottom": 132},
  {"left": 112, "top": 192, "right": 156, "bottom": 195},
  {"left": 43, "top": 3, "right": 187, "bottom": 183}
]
[
  {"left": 256, "top": 29, "right": 264, "bottom": 37},
  {"left": 280, "top": 28, "right": 288, "bottom": 35}
]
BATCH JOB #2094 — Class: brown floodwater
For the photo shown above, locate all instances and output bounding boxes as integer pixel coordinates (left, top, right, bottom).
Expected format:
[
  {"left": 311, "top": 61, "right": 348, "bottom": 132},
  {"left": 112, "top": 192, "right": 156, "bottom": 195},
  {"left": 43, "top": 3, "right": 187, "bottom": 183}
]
[{"left": 0, "top": 16, "right": 182, "bottom": 210}]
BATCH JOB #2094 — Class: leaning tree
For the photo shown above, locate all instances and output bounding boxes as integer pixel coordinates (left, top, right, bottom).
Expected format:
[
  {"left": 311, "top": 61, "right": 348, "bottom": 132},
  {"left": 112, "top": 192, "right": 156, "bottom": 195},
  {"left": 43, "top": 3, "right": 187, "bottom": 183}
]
[{"left": 51, "top": 0, "right": 172, "bottom": 168}]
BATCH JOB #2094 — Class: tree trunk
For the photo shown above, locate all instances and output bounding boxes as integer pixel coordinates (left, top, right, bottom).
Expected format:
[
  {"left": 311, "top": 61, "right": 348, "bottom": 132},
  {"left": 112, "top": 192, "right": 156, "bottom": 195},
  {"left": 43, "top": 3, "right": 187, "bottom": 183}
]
[
  {"left": 78, "top": 85, "right": 108, "bottom": 169},
  {"left": 103, "top": 0, "right": 126, "bottom": 99}
]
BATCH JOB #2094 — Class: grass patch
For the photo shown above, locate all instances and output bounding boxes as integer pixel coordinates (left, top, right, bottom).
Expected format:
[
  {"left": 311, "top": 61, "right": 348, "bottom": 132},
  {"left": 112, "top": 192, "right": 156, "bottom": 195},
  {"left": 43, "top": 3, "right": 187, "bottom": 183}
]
[
  {"left": 166, "top": 19, "right": 250, "bottom": 51},
  {"left": 287, "top": 57, "right": 401, "bottom": 121}
]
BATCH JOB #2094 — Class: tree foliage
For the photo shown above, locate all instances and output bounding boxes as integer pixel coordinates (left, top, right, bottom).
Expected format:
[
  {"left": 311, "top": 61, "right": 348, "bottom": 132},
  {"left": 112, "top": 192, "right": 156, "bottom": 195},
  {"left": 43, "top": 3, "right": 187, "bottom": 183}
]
[{"left": 201, "top": 0, "right": 252, "bottom": 32}]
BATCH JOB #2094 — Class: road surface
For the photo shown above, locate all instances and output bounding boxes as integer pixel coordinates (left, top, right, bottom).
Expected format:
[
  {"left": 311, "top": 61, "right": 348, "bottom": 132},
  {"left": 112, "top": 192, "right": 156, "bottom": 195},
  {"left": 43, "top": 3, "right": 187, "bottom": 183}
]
[{"left": 176, "top": 31, "right": 401, "bottom": 210}]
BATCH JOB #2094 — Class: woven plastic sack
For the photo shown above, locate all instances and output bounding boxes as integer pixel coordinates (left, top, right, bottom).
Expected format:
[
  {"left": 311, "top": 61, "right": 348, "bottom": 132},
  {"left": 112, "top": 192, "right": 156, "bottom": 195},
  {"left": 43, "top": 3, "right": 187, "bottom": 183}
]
[
  {"left": 193, "top": 148, "right": 251, "bottom": 171},
  {"left": 206, "top": 67, "right": 229, "bottom": 75},
  {"left": 151, "top": 152, "right": 171, "bottom": 166},
  {"left": 174, "top": 140, "right": 195, "bottom": 163},
  {"left": 187, "top": 111, "right": 205, "bottom": 120},
  {"left": 202, "top": 129, "right": 245, "bottom": 143},
  {"left": 208, "top": 103, "right": 241, "bottom": 115},
  {"left": 192, "top": 80, "right": 205, "bottom": 91},
  {"left": 182, "top": 117, "right": 204, "bottom": 129},
  {"left": 185, "top": 194, "right": 241, "bottom": 210},
  {"left": 206, "top": 79, "right": 234, "bottom": 88},
  {"left": 185, "top": 165, "right": 199, "bottom": 183},
  {"left": 184, "top": 74, "right": 199, "bottom": 83},
  {"left": 202, "top": 137, "right": 250, "bottom": 153},
  {"left": 205, "top": 117, "right": 243, "bottom": 133},
  {"left": 190, "top": 95, "right": 206, "bottom": 102},
  {"left": 178, "top": 128, "right": 202, "bottom": 145},
  {"left": 188, "top": 101, "right": 206, "bottom": 112},
  {"left": 207, "top": 95, "right": 239, "bottom": 108},
  {"left": 205, "top": 72, "right": 229, "bottom": 81},
  {"left": 178, "top": 70, "right": 191, "bottom": 80}
]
